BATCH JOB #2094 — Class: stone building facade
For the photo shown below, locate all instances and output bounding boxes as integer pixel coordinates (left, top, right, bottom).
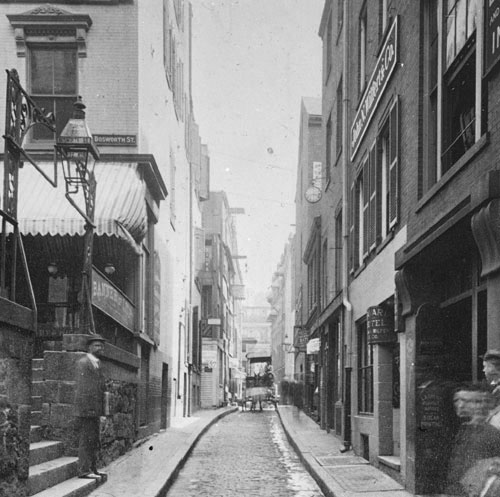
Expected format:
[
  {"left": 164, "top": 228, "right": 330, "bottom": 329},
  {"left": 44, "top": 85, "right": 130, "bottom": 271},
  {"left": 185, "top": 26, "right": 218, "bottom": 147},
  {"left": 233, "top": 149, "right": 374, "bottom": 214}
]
[{"left": 0, "top": 1, "right": 208, "bottom": 495}]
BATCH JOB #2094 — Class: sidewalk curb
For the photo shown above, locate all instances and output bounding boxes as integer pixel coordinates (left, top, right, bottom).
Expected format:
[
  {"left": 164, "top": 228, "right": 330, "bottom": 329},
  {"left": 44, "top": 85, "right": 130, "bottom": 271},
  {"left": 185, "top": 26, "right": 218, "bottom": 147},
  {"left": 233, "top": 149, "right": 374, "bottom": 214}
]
[
  {"left": 158, "top": 406, "right": 238, "bottom": 497},
  {"left": 276, "top": 407, "right": 337, "bottom": 497}
]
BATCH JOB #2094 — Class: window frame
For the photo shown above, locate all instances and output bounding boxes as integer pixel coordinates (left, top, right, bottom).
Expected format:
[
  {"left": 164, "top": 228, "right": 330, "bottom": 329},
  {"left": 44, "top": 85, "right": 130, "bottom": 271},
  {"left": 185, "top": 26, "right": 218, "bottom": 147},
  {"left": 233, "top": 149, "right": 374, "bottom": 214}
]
[
  {"left": 422, "top": 0, "right": 484, "bottom": 191},
  {"left": 358, "top": 3, "right": 368, "bottom": 96},
  {"left": 336, "top": 77, "right": 343, "bottom": 161},
  {"left": 357, "top": 318, "right": 374, "bottom": 415},
  {"left": 326, "top": 111, "right": 333, "bottom": 182},
  {"left": 350, "top": 97, "right": 399, "bottom": 272},
  {"left": 28, "top": 45, "right": 78, "bottom": 142}
]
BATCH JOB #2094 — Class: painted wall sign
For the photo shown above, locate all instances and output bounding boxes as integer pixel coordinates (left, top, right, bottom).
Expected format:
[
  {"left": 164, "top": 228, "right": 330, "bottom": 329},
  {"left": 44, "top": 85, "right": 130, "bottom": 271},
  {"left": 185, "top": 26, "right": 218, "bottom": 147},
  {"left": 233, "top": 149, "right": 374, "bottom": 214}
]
[
  {"left": 367, "top": 305, "right": 396, "bottom": 344},
  {"left": 92, "top": 269, "right": 135, "bottom": 332},
  {"left": 485, "top": 0, "right": 500, "bottom": 75},
  {"left": 93, "top": 134, "right": 137, "bottom": 146},
  {"left": 351, "top": 16, "right": 398, "bottom": 159}
]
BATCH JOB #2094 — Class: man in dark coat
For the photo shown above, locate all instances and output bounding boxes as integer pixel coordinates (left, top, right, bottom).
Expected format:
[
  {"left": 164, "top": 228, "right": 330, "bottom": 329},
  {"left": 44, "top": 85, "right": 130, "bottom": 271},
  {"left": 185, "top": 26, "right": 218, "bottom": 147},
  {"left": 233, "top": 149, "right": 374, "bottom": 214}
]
[{"left": 74, "top": 334, "right": 107, "bottom": 478}]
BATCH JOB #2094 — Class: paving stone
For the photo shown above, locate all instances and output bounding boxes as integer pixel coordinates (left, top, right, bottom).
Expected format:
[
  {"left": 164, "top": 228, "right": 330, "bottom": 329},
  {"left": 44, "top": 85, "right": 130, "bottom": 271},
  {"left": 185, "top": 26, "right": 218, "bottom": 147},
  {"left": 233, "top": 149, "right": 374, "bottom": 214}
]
[{"left": 168, "top": 410, "right": 324, "bottom": 496}]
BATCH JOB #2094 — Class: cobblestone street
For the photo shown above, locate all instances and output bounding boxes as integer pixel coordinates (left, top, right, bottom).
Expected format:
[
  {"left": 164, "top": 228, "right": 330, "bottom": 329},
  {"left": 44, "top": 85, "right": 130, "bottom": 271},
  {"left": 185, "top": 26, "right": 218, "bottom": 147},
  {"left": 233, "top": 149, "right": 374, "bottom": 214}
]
[{"left": 167, "top": 410, "right": 325, "bottom": 496}]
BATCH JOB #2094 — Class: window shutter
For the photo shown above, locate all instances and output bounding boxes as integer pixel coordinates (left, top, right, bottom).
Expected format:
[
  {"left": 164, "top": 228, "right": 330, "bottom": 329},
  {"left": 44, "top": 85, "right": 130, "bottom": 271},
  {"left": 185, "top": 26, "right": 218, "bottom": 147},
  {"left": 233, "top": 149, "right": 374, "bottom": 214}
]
[
  {"left": 376, "top": 140, "right": 383, "bottom": 242},
  {"left": 362, "top": 162, "right": 369, "bottom": 258},
  {"left": 369, "top": 143, "right": 377, "bottom": 250},
  {"left": 389, "top": 97, "right": 399, "bottom": 228},
  {"left": 354, "top": 180, "right": 360, "bottom": 269},
  {"left": 349, "top": 183, "right": 355, "bottom": 272}
]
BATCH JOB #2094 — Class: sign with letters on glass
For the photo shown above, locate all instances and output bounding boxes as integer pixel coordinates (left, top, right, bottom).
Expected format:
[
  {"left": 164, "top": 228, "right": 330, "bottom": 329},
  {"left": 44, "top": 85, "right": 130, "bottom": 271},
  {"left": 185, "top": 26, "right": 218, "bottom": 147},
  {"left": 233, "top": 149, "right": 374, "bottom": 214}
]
[
  {"left": 92, "top": 269, "right": 135, "bottom": 332},
  {"left": 485, "top": 0, "right": 500, "bottom": 75},
  {"left": 367, "top": 305, "right": 396, "bottom": 344}
]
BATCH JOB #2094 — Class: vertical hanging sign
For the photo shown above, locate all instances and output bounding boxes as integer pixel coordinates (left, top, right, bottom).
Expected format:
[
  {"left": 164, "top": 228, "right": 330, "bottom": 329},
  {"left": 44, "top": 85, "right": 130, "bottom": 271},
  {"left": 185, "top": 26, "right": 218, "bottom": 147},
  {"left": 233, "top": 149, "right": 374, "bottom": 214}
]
[
  {"left": 485, "top": 0, "right": 500, "bottom": 75},
  {"left": 367, "top": 306, "right": 396, "bottom": 344}
]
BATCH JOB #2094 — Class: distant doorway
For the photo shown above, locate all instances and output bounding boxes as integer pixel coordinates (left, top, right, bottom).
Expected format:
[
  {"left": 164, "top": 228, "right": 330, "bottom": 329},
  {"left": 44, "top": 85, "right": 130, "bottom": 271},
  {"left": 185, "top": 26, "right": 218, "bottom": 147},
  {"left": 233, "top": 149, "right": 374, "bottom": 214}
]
[{"left": 161, "top": 363, "right": 169, "bottom": 430}]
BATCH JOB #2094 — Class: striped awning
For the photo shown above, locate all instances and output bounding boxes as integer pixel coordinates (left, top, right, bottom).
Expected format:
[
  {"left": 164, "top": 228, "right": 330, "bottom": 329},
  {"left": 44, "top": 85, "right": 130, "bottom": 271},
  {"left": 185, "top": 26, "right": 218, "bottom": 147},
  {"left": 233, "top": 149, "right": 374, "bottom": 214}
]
[{"left": 18, "top": 162, "right": 146, "bottom": 250}]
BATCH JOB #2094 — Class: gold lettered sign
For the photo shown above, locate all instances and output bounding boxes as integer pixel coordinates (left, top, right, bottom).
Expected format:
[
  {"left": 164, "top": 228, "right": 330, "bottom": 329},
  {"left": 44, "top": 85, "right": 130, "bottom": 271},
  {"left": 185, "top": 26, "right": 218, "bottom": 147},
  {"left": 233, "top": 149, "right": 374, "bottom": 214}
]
[
  {"left": 367, "top": 306, "right": 396, "bottom": 344},
  {"left": 485, "top": 0, "right": 500, "bottom": 76},
  {"left": 92, "top": 269, "right": 135, "bottom": 332}
]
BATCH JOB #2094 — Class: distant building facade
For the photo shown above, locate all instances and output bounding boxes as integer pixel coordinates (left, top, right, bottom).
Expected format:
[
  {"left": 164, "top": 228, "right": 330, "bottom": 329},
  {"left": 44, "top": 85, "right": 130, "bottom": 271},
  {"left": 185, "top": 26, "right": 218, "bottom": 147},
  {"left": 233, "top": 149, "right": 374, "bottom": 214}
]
[
  {"left": 199, "top": 191, "right": 245, "bottom": 407},
  {"left": 267, "top": 237, "right": 294, "bottom": 395}
]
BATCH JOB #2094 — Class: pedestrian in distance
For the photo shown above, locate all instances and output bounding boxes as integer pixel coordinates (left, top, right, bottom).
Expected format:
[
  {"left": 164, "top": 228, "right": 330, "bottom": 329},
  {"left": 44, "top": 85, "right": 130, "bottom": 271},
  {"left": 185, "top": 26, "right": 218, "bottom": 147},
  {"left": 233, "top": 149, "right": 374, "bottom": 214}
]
[
  {"left": 481, "top": 349, "right": 500, "bottom": 430},
  {"left": 74, "top": 334, "right": 108, "bottom": 479}
]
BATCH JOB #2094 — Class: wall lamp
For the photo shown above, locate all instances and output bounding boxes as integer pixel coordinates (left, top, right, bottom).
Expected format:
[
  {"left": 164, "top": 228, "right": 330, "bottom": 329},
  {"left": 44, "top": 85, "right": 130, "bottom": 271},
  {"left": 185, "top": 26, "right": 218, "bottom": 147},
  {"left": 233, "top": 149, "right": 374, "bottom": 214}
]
[
  {"left": 104, "top": 263, "right": 116, "bottom": 275},
  {"left": 47, "top": 262, "right": 58, "bottom": 276}
]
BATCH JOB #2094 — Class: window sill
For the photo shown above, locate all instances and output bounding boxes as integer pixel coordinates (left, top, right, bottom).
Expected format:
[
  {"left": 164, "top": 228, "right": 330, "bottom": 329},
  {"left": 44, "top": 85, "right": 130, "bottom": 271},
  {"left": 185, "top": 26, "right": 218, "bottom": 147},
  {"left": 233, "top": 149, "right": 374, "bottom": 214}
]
[
  {"left": 378, "top": 455, "right": 401, "bottom": 471},
  {"left": 417, "top": 133, "right": 489, "bottom": 213},
  {"left": 351, "top": 230, "right": 396, "bottom": 279}
]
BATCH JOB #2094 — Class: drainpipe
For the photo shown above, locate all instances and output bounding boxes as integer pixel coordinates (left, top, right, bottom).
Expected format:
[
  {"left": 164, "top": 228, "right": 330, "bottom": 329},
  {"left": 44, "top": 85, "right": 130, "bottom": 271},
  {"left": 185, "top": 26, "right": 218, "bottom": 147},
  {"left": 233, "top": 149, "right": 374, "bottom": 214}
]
[{"left": 341, "top": 0, "right": 353, "bottom": 451}]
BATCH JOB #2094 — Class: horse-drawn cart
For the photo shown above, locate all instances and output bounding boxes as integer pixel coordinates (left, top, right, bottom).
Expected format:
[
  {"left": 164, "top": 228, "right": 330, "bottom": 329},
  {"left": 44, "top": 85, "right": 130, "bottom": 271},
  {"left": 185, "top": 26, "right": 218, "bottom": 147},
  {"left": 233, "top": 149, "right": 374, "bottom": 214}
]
[{"left": 242, "top": 353, "right": 277, "bottom": 411}]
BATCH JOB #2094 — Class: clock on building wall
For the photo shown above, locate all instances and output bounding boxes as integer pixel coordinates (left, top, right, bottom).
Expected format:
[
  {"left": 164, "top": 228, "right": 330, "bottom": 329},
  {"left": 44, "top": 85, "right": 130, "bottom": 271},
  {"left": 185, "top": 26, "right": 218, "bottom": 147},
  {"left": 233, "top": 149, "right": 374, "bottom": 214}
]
[{"left": 304, "top": 185, "right": 322, "bottom": 204}]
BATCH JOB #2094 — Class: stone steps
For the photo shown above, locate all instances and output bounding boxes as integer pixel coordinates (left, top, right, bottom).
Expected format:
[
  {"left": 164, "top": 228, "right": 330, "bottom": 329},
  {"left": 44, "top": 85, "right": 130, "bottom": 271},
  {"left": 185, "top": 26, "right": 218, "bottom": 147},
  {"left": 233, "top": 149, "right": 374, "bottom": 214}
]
[
  {"left": 30, "top": 425, "right": 44, "bottom": 444},
  {"left": 30, "top": 476, "right": 101, "bottom": 497},
  {"left": 30, "top": 440, "right": 65, "bottom": 467},
  {"left": 28, "top": 355, "right": 105, "bottom": 497},
  {"left": 28, "top": 456, "right": 79, "bottom": 495}
]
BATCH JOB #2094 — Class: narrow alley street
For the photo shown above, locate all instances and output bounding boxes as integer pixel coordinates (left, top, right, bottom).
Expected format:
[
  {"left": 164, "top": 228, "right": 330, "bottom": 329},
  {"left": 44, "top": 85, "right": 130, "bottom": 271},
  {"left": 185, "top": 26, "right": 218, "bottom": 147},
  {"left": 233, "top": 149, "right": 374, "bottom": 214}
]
[{"left": 167, "top": 409, "right": 324, "bottom": 497}]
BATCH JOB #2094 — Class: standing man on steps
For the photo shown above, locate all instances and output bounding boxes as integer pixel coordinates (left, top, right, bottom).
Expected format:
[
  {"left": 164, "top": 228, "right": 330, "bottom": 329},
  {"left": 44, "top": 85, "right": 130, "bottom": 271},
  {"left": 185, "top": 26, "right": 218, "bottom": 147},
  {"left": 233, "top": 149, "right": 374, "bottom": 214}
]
[{"left": 74, "top": 334, "right": 107, "bottom": 478}]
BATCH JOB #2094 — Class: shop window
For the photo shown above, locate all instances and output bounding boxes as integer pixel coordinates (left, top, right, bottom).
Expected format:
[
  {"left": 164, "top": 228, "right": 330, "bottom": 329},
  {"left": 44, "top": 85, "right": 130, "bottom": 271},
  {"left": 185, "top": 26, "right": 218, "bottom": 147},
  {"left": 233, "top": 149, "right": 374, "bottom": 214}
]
[{"left": 358, "top": 319, "right": 374, "bottom": 414}]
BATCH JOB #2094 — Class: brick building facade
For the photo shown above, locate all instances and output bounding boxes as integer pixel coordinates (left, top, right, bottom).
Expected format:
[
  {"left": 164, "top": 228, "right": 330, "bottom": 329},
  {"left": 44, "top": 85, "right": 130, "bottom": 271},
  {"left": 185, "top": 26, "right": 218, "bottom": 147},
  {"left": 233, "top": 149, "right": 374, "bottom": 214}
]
[{"left": 308, "top": 0, "right": 500, "bottom": 494}]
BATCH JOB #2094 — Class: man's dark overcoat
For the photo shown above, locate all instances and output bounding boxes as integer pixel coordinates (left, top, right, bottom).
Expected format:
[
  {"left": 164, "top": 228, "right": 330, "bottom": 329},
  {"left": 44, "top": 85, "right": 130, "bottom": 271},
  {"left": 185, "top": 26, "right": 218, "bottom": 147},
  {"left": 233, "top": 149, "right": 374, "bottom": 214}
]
[{"left": 74, "top": 354, "right": 105, "bottom": 417}]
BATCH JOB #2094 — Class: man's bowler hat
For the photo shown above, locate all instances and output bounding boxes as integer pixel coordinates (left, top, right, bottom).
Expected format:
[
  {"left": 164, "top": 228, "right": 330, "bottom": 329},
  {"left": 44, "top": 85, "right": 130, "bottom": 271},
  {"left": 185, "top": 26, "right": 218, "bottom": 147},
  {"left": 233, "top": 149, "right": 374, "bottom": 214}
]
[
  {"left": 86, "top": 334, "right": 107, "bottom": 345},
  {"left": 481, "top": 349, "right": 500, "bottom": 361}
]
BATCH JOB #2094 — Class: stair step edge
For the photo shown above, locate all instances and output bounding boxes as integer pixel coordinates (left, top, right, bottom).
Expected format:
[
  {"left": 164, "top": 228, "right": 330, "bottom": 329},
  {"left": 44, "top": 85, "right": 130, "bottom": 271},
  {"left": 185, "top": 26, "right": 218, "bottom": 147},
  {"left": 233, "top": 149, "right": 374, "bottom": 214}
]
[{"left": 29, "top": 475, "right": 100, "bottom": 497}]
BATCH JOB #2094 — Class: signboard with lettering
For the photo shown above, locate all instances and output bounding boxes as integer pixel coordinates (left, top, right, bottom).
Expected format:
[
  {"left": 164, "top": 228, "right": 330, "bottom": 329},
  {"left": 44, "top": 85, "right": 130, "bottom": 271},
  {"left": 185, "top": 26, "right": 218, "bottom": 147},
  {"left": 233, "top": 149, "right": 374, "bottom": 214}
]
[
  {"left": 367, "top": 305, "right": 396, "bottom": 344},
  {"left": 485, "top": 0, "right": 500, "bottom": 75},
  {"left": 306, "top": 337, "right": 320, "bottom": 354},
  {"left": 92, "top": 269, "right": 135, "bottom": 332},
  {"left": 351, "top": 16, "right": 398, "bottom": 159},
  {"left": 93, "top": 134, "right": 137, "bottom": 146},
  {"left": 294, "top": 326, "right": 309, "bottom": 351}
]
